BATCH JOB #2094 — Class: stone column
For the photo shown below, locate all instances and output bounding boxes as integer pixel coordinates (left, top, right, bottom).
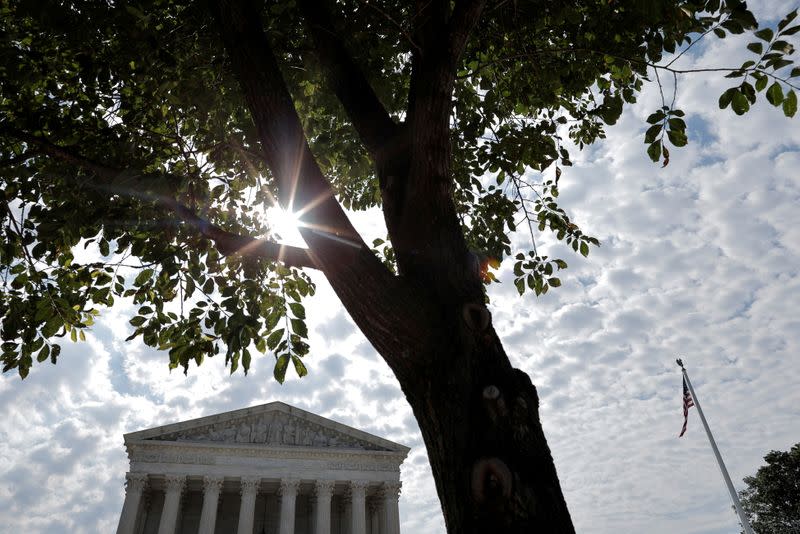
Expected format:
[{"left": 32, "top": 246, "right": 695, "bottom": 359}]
[
  {"left": 347, "top": 481, "right": 368, "bottom": 534},
  {"left": 117, "top": 472, "right": 149, "bottom": 534},
  {"left": 368, "top": 498, "right": 381, "bottom": 534},
  {"left": 236, "top": 476, "right": 261, "bottom": 534},
  {"left": 379, "top": 482, "right": 401, "bottom": 534},
  {"left": 312, "top": 480, "right": 334, "bottom": 534},
  {"left": 156, "top": 474, "right": 186, "bottom": 534},
  {"left": 198, "top": 476, "right": 224, "bottom": 534},
  {"left": 278, "top": 478, "right": 300, "bottom": 534},
  {"left": 136, "top": 491, "right": 151, "bottom": 534}
]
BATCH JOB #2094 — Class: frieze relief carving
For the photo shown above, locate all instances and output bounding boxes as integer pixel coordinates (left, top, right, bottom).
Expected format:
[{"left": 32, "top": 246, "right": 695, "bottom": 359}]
[
  {"left": 128, "top": 443, "right": 401, "bottom": 471},
  {"left": 147, "top": 412, "right": 387, "bottom": 451}
]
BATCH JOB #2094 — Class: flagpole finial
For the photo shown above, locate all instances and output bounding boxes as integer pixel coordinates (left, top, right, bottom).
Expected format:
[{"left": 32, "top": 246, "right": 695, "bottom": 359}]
[{"left": 676, "top": 358, "right": 684, "bottom": 369}]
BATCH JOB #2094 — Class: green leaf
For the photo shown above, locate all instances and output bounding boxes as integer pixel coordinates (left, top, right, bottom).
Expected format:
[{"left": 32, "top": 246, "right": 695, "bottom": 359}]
[
  {"left": 266, "top": 328, "right": 284, "bottom": 350},
  {"left": 666, "top": 129, "right": 688, "bottom": 147},
  {"left": 290, "top": 318, "right": 308, "bottom": 338},
  {"left": 768, "top": 58, "right": 793, "bottom": 71},
  {"left": 129, "top": 316, "right": 146, "bottom": 327},
  {"left": 288, "top": 302, "right": 305, "bottom": 320},
  {"left": 134, "top": 269, "right": 154, "bottom": 286},
  {"left": 647, "top": 141, "right": 662, "bottom": 163},
  {"left": 242, "top": 348, "right": 251, "bottom": 374},
  {"left": 754, "top": 28, "right": 774, "bottom": 42},
  {"left": 274, "top": 354, "right": 290, "bottom": 384},
  {"left": 741, "top": 82, "right": 756, "bottom": 104},
  {"left": 184, "top": 276, "right": 195, "bottom": 298},
  {"left": 747, "top": 42, "right": 763, "bottom": 54},
  {"left": 719, "top": 87, "right": 738, "bottom": 109},
  {"left": 667, "top": 118, "right": 686, "bottom": 131},
  {"left": 50, "top": 344, "right": 61, "bottom": 364},
  {"left": 644, "top": 124, "right": 662, "bottom": 143},
  {"left": 770, "top": 40, "right": 793, "bottom": 54},
  {"left": 124, "top": 5, "right": 146, "bottom": 19},
  {"left": 731, "top": 91, "right": 750, "bottom": 115},
  {"left": 783, "top": 90, "right": 797, "bottom": 117},
  {"left": 755, "top": 75, "right": 768, "bottom": 92},
  {"left": 766, "top": 82, "right": 784, "bottom": 106},
  {"left": 514, "top": 278, "right": 525, "bottom": 295},
  {"left": 37, "top": 344, "right": 50, "bottom": 363},
  {"left": 548, "top": 277, "right": 561, "bottom": 287},
  {"left": 579, "top": 241, "right": 589, "bottom": 257},
  {"left": 291, "top": 354, "right": 308, "bottom": 377},
  {"left": 778, "top": 9, "right": 798, "bottom": 31}
]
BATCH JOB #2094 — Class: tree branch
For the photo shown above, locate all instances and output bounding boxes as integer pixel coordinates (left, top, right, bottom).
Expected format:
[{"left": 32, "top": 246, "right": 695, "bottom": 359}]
[
  {"left": 404, "top": 0, "right": 486, "bottom": 192},
  {"left": 169, "top": 203, "right": 317, "bottom": 268},
  {"left": 211, "top": 0, "right": 363, "bottom": 248},
  {"left": 297, "top": 0, "right": 401, "bottom": 158},
  {"left": 444, "top": 0, "right": 487, "bottom": 73},
  {"left": 407, "top": 0, "right": 487, "bottom": 140},
  {"left": 212, "top": 0, "right": 439, "bottom": 377},
  {"left": 2, "top": 127, "right": 318, "bottom": 269}
]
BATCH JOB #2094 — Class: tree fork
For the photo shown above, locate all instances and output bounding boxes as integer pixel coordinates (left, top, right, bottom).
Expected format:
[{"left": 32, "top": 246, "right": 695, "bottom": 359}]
[
  {"left": 213, "top": 2, "right": 576, "bottom": 532},
  {"left": 211, "top": 0, "right": 437, "bottom": 376}
]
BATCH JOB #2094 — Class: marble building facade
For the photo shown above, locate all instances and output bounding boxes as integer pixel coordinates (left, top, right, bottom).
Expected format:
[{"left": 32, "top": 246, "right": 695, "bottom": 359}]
[{"left": 115, "top": 402, "right": 409, "bottom": 534}]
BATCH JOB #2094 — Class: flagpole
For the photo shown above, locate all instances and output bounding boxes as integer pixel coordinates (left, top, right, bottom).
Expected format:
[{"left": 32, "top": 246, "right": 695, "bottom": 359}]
[{"left": 677, "top": 359, "right": 754, "bottom": 534}]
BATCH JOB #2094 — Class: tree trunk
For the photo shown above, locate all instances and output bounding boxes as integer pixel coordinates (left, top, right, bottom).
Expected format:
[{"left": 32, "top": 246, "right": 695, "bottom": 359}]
[
  {"left": 211, "top": 1, "right": 576, "bottom": 531},
  {"left": 399, "top": 316, "right": 575, "bottom": 533}
]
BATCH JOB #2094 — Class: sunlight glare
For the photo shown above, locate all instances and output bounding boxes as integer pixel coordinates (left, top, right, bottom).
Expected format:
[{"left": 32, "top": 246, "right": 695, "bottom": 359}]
[{"left": 264, "top": 206, "right": 305, "bottom": 246}]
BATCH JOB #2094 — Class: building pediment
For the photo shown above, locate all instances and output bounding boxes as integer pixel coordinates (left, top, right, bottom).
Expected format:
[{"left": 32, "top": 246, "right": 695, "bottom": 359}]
[{"left": 124, "top": 401, "right": 408, "bottom": 454}]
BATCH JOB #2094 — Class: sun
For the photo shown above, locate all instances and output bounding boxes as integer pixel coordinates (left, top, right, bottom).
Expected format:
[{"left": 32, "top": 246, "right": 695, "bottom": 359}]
[{"left": 264, "top": 206, "right": 304, "bottom": 246}]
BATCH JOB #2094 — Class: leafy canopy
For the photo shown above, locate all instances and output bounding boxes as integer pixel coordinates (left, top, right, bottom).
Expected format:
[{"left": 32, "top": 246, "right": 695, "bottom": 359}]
[
  {"left": 739, "top": 443, "right": 800, "bottom": 534},
  {"left": 1, "top": 0, "right": 798, "bottom": 379}
]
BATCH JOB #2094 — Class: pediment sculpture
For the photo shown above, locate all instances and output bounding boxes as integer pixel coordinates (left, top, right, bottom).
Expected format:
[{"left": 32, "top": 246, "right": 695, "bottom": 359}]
[{"left": 147, "top": 410, "right": 388, "bottom": 450}]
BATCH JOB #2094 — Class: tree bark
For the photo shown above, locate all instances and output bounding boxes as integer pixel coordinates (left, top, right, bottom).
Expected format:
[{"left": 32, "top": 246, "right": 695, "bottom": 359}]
[
  {"left": 400, "top": 315, "right": 575, "bottom": 533},
  {"left": 211, "top": 1, "right": 575, "bottom": 532}
]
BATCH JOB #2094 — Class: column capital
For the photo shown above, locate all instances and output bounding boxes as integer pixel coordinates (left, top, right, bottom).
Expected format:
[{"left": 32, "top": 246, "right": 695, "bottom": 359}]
[
  {"left": 313, "top": 479, "right": 335, "bottom": 499},
  {"left": 278, "top": 478, "right": 300, "bottom": 497},
  {"left": 164, "top": 474, "right": 186, "bottom": 493},
  {"left": 367, "top": 497, "right": 381, "bottom": 514},
  {"left": 379, "top": 481, "right": 402, "bottom": 500},
  {"left": 350, "top": 480, "right": 369, "bottom": 493},
  {"left": 124, "top": 472, "right": 149, "bottom": 494},
  {"left": 240, "top": 476, "right": 261, "bottom": 496},
  {"left": 344, "top": 480, "right": 369, "bottom": 502},
  {"left": 203, "top": 475, "right": 225, "bottom": 493}
]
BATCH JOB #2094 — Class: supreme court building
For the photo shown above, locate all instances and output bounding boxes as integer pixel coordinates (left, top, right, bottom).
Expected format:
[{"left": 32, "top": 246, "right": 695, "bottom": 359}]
[{"left": 116, "top": 402, "right": 409, "bottom": 534}]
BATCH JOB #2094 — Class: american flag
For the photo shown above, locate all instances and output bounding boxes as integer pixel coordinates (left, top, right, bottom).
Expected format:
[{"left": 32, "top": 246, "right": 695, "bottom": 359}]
[{"left": 679, "top": 376, "right": 695, "bottom": 437}]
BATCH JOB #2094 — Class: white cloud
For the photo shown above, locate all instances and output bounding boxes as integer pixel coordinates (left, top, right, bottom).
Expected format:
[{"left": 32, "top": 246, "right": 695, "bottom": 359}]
[{"left": 2, "top": 6, "right": 800, "bottom": 534}]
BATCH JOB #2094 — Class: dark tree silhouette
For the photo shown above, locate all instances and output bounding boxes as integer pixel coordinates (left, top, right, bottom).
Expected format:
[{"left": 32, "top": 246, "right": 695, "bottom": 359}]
[
  {"left": 740, "top": 443, "right": 800, "bottom": 534},
  {"left": 2, "top": 1, "right": 798, "bottom": 531}
]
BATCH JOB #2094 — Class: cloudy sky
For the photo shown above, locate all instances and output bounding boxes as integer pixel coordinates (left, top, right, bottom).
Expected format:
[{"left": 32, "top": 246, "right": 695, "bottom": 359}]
[{"left": 2, "top": 2, "right": 799, "bottom": 533}]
